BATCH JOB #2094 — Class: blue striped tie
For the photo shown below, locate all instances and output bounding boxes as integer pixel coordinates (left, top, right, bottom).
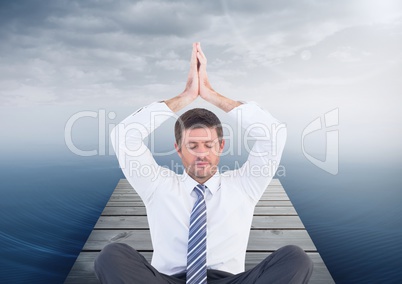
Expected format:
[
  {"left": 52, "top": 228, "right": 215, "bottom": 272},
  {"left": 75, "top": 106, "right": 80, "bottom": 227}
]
[{"left": 186, "top": 184, "right": 207, "bottom": 284}]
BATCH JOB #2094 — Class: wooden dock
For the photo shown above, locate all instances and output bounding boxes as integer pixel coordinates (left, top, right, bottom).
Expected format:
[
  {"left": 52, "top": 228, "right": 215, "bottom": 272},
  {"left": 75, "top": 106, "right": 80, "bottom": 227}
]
[{"left": 65, "top": 179, "right": 334, "bottom": 283}]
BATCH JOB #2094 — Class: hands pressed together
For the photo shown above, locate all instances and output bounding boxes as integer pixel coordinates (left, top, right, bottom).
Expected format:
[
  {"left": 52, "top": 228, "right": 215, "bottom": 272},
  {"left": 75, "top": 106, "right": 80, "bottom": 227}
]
[
  {"left": 183, "top": 42, "right": 215, "bottom": 102},
  {"left": 165, "top": 42, "right": 241, "bottom": 113}
]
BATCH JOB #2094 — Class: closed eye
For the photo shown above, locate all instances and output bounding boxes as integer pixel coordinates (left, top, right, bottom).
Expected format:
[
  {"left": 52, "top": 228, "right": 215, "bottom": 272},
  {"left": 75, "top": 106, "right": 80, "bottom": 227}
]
[
  {"left": 186, "top": 141, "right": 216, "bottom": 150},
  {"left": 187, "top": 143, "right": 197, "bottom": 150}
]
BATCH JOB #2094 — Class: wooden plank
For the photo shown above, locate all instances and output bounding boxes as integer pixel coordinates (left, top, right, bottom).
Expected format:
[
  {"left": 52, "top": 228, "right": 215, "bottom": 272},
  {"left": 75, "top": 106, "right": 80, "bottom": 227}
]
[
  {"left": 108, "top": 192, "right": 290, "bottom": 201},
  {"left": 112, "top": 189, "right": 287, "bottom": 196},
  {"left": 82, "top": 229, "right": 316, "bottom": 251},
  {"left": 251, "top": 216, "right": 304, "bottom": 229},
  {"left": 102, "top": 206, "right": 148, "bottom": 216},
  {"left": 105, "top": 200, "right": 294, "bottom": 207},
  {"left": 116, "top": 178, "right": 283, "bottom": 186},
  {"left": 94, "top": 216, "right": 305, "bottom": 230},
  {"left": 112, "top": 186, "right": 287, "bottom": 193},
  {"left": 253, "top": 206, "right": 297, "bottom": 215},
  {"left": 101, "top": 206, "right": 298, "bottom": 216},
  {"left": 82, "top": 230, "right": 152, "bottom": 251},
  {"left": 113, "top": 187, "right": 287, "bottom": 193},
  {"left": 248, "top": 230, "right": 317, "bottom": 251}
]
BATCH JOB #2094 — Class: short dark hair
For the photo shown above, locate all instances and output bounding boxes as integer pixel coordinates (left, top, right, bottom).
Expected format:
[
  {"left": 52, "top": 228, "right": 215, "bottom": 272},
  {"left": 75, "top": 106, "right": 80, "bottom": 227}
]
[{"left": 174, "top": 108, "right": 223, "bottom": 148}]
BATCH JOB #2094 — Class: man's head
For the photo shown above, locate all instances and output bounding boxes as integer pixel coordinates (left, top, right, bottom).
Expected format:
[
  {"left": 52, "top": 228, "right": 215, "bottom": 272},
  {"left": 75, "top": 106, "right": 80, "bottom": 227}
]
[{"left": 174, "top": 108, "right": 225, "bottom": 184}]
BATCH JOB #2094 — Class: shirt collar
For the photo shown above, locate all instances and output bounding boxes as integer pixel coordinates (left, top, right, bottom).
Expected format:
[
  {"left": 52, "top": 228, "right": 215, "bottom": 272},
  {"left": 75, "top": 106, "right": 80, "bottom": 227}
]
[{"left": 181, "top": 170, "right": 221, "bottom": 196}]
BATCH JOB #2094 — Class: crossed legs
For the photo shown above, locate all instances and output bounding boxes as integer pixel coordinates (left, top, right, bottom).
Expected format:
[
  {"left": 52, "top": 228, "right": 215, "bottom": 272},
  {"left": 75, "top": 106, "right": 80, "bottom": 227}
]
[{"left": 94, "top": 243, "right": 313, "bottom": 284}]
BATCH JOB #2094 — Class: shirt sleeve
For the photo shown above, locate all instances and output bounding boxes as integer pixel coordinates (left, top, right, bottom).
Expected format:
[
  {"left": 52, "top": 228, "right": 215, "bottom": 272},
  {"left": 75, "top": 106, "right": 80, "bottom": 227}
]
[
  {"left": 110, "top": 101, "right": 177, "bottom": 204},
  {"left": 226, "top": 101, "right": 287, "bottom": 203}
]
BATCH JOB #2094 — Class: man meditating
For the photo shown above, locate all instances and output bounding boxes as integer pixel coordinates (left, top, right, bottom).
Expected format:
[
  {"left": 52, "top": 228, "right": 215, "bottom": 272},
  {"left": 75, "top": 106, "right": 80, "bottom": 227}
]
[{"left": 94, "top": 43, "right": 313, "bottom": 283}]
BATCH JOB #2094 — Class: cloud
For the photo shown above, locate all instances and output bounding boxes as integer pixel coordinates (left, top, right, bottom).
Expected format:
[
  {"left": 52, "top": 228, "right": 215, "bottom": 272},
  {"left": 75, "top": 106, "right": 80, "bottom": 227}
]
[
  {"left": 0, "top": 0, "right": 401, "bottom": 162},
  {"left": 0, "top": 1, "right": 217, "bottom": 106},
  {"left": 328, "top": 46, "right": 369, "bottom": 63},
  {"left": 0, "top": 0, "right": 401, "bottom": 110},
  {"left": 44, "top": 1, "right": 209, "bottom": 36}
]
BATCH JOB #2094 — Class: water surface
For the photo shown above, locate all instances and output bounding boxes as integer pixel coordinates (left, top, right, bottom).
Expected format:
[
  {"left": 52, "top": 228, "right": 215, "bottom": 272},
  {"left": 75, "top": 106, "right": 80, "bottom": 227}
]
[{"left": 0, "top": 151, "right": 401, "bottom": 283}]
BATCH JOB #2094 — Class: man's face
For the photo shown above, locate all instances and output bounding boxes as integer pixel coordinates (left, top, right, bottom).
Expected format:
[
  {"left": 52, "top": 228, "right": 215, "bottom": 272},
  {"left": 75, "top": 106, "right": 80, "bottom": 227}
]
[{"left": 175, "top": 127, "right": 225, "bottom": 184}]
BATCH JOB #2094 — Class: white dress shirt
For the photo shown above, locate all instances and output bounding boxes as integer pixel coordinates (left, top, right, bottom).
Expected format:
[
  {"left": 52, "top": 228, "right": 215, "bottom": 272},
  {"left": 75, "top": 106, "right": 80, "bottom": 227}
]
[{"left": 110, "top": 101, "right": 287, "bottom": 276}]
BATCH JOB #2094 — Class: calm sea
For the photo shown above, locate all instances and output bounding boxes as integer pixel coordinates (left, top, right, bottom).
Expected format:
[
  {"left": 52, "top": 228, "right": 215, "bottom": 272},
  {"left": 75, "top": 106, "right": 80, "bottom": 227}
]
[{"left": 0, "top": 149, "right": 401, "bottom": 283}]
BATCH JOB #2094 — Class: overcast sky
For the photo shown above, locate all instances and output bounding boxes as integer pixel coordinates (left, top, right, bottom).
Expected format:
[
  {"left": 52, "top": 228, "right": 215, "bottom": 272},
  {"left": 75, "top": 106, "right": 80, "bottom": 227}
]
[{"left": 1, "top": 0, "right": 401, "bottom": 164}]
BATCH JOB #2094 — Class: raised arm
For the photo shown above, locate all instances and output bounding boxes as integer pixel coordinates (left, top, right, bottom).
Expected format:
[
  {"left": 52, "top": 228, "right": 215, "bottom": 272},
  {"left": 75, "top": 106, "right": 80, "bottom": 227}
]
[
  {"left": 193, "top": 44, "right": 287, "bottom": 201},
  {"left": 165, "top": 43, "right": 199, "bottom": 112},
  {"left": 196, "top": 43, "right": 242, "bottom": 112},
  {"left": 166, "top": 42, "right": 241, "bottom": 113},
  {"left": 110, "top": 43, "right": 203, "bottom": 203}
]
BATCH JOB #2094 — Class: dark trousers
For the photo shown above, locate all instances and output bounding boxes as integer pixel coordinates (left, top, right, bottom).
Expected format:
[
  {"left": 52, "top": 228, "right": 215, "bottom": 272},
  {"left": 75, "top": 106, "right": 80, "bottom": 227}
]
[{"left": 94, "top": 243, "right": 313, "bottom": 284}]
